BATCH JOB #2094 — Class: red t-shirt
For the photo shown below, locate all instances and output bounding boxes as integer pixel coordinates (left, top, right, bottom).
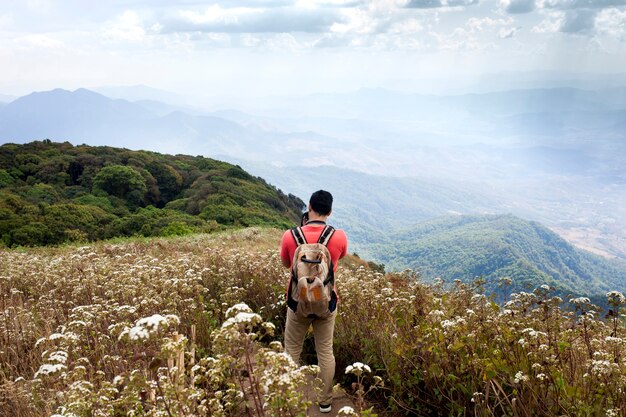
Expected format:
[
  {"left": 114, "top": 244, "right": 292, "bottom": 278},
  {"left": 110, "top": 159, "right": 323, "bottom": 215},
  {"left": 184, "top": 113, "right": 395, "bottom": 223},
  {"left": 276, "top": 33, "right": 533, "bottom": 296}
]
[{"left": 280, "top": 222, "right": 348, "bottom": 271}]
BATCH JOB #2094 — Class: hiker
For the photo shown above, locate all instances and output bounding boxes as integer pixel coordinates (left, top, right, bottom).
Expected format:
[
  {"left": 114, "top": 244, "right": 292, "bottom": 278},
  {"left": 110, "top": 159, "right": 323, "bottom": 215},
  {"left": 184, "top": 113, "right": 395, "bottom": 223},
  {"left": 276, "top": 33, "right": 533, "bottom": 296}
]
[{"left": 280, "top": 190, "right": 348, "bottom": 414}]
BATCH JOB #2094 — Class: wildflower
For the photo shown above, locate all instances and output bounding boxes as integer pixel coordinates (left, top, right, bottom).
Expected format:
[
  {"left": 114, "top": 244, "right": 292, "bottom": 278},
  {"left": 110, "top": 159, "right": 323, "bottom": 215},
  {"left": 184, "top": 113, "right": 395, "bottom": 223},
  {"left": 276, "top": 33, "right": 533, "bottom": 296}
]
[
  {"left": 607, "top": 291, "right": 626, "bottom": 303},
  {"left": 338, "top": 406, "right": 358, "bottom": 416},
  {"left": 536, "top": 373, "right": 547, "bottom": 381},
  {"left": 221, "top": 312, "right": 262, "bottom": 329},
  {"left": 34, "top": 363, "right": 66, "bottom": 378},
  {"left": 429, "top": 309, "right": 445, "bottom": 318},
  {"left": 345, "top": 362, "right": 371, "bottom": 376},
  {"left": 569, "top": 297, "right": 591, "bottom": 306},
  {"left": 471, "top": 392, "right": 484, "bottom": 403},
  {"left": 225, "top": 303, "right": 253, "bottom": 318},
  {"left": 47, "top": 351, "right": 68, "bottom": 364},
  {"left": 514, "top": 371, "right": 529, "bottom": 384}
]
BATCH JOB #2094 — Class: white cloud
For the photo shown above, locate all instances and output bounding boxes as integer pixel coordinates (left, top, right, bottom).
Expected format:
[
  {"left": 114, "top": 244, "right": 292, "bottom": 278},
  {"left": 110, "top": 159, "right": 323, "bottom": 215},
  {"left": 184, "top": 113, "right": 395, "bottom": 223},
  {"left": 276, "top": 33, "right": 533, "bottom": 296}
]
[
  {"left": 539, "top": 0, "right": 626, "bottom": 10},
  {"left": 500, "top": 0, "right": 536, "bottom": 13},
  {"left": 25, "top": 0, "right": 52, "bottom": 13},
  {"left": 466, "top": 17, "right": 514, "bottom": 31},
  {"left": 559, "top": 8, "right": 597, "bottom": 33},
  {"left": 102, "top": 11, "right": 146, "bottom": 42},
  {"left": 533, "top": 11, "right": 564, "bottom": 32},
  {"left": 160, "top": 4, "right": 344, "bottom": 33},
  {"left": 389, "top": 18, "right": 424, "bottom": 33},
  {"left": 330, "top": 7, "right": 379, "bottom": 33},
  {"left": 596, "top": 7, "right": 626, "bottom": 37},
  {"left": 404, "top": 0, "right": 480, "bottom": 8},
  {"left": 16, "top": 34, "right": 66, "bottom": 49},
  {"left": 499, "top": 26, "right": 520, "bottom": 37}
]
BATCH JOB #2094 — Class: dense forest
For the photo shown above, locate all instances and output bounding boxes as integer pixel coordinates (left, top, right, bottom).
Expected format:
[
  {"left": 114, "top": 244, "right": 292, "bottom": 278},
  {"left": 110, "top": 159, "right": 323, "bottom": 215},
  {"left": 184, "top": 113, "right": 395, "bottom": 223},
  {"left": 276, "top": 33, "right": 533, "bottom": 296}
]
[
  {"left": 365, "top": 214, "right": 626, "bottom": 298},
  {"left": 0, "top": 140, "right": 304, "bottom": 246}
]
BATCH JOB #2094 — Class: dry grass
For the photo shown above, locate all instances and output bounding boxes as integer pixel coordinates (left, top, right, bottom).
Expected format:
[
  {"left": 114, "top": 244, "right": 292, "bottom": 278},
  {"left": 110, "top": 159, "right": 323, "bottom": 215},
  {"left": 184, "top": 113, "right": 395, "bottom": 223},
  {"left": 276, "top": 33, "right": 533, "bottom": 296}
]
[{"left": 1, "top": 227, "right": 626, "bottom": 416}]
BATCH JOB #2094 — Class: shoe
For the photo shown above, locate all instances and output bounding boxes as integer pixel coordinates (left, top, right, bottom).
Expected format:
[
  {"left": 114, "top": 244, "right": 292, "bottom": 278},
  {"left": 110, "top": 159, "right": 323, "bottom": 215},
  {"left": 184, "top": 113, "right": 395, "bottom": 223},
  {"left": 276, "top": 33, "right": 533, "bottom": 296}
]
[{"left": 319, "top": 403, "right": 332, "bottom": 413}]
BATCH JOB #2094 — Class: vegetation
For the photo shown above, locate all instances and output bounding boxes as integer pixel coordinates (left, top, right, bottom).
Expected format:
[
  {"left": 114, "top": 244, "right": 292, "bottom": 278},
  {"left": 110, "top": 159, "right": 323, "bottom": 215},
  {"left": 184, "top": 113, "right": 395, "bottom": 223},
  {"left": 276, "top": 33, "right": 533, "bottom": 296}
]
[
  {"left": 363, "top": 214, "right": 626, "bottom": 299},
  {"left": 2, "top": 228, "right": 626, "bottom": 416},
  {"left": 0, "top": 141, "right": 304, "bottom": 247}
]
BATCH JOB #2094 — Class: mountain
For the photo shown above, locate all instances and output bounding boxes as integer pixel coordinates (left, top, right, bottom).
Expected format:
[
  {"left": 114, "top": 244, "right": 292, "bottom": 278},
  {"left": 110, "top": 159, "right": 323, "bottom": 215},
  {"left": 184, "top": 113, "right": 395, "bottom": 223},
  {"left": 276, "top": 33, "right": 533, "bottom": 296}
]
[
  {"left": 1, "top": 87, "right": 623, "bottom": 260},
  {"left": 94, "top": 84, "right": 183, "bottom": 104},
  {"left": 0, "top": 93, "right": 16, "bottom": 103},
  {"left": 0, "top": 88, "right": 249, "bottom": 152},
  {"left": 226, "top": 160, "right": 626, "bottom": 261},
  {"left": 0, "top": 88, "right": 355, "bottom": 162},
  {"left": 0, "top": 141, "right": 304, "bottom": 247},
  {"left": 363, "top": 214, "right": 626, "bottom": 298}
]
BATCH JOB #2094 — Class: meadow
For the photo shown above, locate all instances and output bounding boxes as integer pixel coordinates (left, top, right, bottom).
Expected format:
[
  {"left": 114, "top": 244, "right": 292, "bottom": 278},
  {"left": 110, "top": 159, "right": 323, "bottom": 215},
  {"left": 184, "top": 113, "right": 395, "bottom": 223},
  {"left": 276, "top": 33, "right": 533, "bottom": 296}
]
[{"left": 1, "top": 227, "right": 626, "bottom": 416}]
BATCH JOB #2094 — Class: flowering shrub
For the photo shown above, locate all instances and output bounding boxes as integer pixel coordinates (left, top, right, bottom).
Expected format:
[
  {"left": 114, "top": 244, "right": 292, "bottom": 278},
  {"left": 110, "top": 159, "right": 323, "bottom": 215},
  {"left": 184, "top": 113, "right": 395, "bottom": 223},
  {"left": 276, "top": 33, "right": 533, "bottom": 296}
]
[{"left": 2, "top": 228, "right": 626, "bottom": 416}]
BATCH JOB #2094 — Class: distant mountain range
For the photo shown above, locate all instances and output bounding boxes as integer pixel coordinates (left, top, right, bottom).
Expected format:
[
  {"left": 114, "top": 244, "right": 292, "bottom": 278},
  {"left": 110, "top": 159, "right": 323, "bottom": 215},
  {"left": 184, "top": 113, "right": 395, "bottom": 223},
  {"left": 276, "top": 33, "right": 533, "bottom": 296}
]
[
  {"left": 362, "top": 214, "right": 626, "bottom": 298},
  {"left": 0, "top": 88, "right": 349, "bottom": 164},
  {"left": 1, "top": 86, "right": 624, "bottom": 263}
]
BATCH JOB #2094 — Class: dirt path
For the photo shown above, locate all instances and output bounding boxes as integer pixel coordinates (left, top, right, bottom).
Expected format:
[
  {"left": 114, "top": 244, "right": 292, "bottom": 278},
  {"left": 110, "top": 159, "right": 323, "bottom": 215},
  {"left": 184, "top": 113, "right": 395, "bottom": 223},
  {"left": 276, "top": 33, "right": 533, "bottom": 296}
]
[{"left": 304, "top": 375, "right": 356, "bottom": 417}]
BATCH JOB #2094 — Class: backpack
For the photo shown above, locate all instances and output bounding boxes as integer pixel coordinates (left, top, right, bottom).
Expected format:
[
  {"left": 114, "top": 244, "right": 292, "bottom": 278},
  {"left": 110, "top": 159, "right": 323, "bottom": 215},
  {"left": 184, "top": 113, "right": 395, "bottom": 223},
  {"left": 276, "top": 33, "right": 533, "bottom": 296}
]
[{"left": 287, "top": 225, "right": 337, "bottom": 318}]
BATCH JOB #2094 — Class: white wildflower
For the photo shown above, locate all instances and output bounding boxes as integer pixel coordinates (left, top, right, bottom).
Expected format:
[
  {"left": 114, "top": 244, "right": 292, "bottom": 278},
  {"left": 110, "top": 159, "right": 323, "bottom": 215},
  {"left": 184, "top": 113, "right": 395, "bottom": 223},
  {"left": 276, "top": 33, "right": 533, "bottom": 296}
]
[
  {"left": 338, "top": 406, "right": 358, "bottom": 416},
  {"left": 345, "top": 362, "right": 371, "bottom": 376},
  {"left": 607, "top": 291, "right": 626, "bottom": 305},
  {"left": 34, "top": 363, "right": 66, "bottom": 378},
  {"left": 225, "top": 303, "right": 253, "bottom": 318},
  {"left": 514, "top": 371, "right": 529, "bottom": 384},
  {"left": 569, "top": 297, "right": 590, "bottom": 306}
]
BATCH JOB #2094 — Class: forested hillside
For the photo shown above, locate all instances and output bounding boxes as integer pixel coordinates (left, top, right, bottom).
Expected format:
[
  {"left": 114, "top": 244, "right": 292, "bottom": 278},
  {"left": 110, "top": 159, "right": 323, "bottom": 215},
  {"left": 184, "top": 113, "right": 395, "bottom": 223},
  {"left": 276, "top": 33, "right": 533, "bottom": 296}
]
[
  {"left": 364, "top": 214, "right": 626, "bottom": 298},
  {"left": 0, "top": 141, "right": 303, "bottom": 246}
]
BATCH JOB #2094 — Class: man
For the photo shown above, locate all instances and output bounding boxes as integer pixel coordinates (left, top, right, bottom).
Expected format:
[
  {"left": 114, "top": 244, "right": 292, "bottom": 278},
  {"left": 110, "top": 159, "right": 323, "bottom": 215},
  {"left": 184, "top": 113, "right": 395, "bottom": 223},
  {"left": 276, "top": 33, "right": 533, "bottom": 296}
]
[{"left": 280, "top": 190, "right": 348, "bottom": 414}]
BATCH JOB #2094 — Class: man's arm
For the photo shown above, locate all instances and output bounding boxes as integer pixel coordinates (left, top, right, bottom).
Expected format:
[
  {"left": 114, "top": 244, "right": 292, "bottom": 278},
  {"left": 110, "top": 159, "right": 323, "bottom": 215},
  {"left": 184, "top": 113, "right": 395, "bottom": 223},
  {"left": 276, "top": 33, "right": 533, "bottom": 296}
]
[{"left": 280, "top": 230, "right": 293, "bottom": 269}]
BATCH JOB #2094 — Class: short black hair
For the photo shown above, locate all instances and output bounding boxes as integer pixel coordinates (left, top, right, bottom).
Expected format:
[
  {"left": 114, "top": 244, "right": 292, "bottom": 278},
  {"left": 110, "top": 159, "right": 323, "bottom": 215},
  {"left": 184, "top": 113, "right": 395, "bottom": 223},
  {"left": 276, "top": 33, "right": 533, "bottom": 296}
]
[{"left": 309, "top": 190, "right": 333, "bottom": 216}]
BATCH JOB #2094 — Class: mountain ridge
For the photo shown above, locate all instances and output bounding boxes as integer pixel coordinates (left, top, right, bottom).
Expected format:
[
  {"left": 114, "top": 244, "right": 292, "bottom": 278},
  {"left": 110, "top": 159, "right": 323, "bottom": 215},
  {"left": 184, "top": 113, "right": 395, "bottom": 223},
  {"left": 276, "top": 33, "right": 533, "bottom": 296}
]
[
  {"left": 363, "top": 214, "right": 626, "bottom": 298},
  {"left": 0, "top": 140, "right": 304, "bottom": 247}
]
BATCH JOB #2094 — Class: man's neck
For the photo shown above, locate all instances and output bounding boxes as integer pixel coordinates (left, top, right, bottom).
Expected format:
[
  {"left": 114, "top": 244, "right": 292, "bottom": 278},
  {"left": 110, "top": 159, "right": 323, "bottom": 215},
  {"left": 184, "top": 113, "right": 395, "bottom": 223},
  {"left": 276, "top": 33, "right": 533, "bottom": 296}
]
[{"left": 307, "top": 213, "right": 328, "bottom": 224}]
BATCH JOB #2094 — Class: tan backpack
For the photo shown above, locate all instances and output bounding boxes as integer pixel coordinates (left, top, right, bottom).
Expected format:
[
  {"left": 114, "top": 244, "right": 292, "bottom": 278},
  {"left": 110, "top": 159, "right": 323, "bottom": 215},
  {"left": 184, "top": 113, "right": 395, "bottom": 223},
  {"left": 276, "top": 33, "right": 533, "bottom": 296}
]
[{"left": 287, "top": 225, "right": 337, "bottom": 318}]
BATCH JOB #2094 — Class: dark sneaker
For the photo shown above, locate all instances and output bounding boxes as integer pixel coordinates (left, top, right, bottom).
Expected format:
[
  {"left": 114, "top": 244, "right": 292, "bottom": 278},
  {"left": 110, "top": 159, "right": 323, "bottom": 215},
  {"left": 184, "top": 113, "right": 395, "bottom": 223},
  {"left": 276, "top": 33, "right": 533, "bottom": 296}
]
[{"left": 319, "top": 403, "right": 332, "bottom": 413}]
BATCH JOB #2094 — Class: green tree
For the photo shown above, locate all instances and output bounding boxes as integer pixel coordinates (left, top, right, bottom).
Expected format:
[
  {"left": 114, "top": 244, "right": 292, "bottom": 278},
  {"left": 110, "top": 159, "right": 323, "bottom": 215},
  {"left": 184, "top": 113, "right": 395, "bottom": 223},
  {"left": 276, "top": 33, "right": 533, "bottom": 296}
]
[{"left": 93, "top": 165, "right": 147, "bottom": 207}]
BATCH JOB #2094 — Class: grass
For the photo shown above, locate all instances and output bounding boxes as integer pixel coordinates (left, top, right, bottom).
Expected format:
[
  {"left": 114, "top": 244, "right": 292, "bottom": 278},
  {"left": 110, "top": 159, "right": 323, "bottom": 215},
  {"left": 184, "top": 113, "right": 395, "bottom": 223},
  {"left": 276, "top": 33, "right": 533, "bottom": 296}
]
[{"left": 1, "top": 227, "right": 626, "bottom": 416}]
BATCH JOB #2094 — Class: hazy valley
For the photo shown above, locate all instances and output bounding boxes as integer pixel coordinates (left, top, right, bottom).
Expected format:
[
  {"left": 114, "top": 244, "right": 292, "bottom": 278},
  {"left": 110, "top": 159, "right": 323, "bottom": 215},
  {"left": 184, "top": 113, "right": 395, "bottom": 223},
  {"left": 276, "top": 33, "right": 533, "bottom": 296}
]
[{"left": 1, "top": 77, "right": 625, "bottom": 298}]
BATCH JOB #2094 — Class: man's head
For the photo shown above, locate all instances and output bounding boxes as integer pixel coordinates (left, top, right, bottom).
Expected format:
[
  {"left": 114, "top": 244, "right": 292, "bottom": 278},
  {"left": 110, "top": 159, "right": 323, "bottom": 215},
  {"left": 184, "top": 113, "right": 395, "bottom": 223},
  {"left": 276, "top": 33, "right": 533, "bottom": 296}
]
[{"left": 309, "top": 190, "right": 333, "bottom": 216}]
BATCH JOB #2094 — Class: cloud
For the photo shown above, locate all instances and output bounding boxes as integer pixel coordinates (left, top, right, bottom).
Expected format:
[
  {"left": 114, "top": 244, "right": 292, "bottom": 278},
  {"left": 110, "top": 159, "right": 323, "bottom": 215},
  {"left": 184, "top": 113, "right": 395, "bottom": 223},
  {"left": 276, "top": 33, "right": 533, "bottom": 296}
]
[
  {"left": 466, "top": 16, "right": 513, "bottom": 31},
  {"left": 499, "top": 26, "right": 520, "bottom": 37},
  {"left": 102, "top": 10, "right": 146, "bottom": 42},
  {"left": 500, "top": 0, "right": 536, "bottom": 13},
  {"left": 15, "top": 33, "right": 66, "bottom": 49},
  {"left": 540, "top": 0, "right": 626, "bottom": 10},
  {"left": 533, "top": 8, "right": 600, "bottom": 33},
  {"left": 404, "top": 0, "right": 480, "bottom": 8},
  {"left": 559, "top": 8, "right": 597, "bottom": 32},
  {"left": 159, "top": 5, "right": 345, "bottom": 33},
  {"left": 596, "top": 7, "right": 626, "bottom": 37}
]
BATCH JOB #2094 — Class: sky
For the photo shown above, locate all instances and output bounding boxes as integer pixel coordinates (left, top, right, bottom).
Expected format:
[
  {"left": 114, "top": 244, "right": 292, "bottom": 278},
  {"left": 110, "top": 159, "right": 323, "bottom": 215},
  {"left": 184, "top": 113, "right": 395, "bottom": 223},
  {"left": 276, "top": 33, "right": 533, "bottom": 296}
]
[{"left": 1, "top": 0, "right": 625, "bottom": 98}]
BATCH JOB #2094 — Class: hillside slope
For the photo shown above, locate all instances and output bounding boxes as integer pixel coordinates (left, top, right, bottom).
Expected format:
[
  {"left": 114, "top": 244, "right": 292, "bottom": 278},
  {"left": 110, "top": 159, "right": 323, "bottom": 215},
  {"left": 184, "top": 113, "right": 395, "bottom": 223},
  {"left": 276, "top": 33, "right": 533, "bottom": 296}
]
[
  {"left": 364, "top": 214, "right": 626, "bottom": 297},
  {"left": 0, "top": 141, "right": 303, "bottom": 246},
  {"left": 2, "top": 228, "right": 626, "bottom": 416}
]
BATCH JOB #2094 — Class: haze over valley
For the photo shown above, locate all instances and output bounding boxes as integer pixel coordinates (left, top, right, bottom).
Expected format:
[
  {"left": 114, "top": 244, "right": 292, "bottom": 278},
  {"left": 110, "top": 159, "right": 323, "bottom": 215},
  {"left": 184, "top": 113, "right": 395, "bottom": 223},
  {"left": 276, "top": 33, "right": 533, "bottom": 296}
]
[{"left": 1, "top": 77, "right": 624, "bottom": 265}]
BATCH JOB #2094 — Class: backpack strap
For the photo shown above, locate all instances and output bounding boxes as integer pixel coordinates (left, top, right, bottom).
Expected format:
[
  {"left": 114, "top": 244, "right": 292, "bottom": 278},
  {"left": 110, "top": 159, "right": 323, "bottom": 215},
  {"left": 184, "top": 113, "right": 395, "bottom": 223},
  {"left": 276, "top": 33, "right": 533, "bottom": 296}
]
[
  {"left": 290, "top": 227, "right": 307, "bottom": 246},
  {"left": 317, "top": 225, "right": 335, "bottom": 246}
]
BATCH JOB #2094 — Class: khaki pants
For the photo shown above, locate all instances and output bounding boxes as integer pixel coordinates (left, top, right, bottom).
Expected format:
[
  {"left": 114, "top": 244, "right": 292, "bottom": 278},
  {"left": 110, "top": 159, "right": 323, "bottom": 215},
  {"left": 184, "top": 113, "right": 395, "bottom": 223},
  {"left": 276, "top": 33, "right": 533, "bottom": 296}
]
[{"left": 284, "top": 308, "right": 336, "bottom": 405}]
